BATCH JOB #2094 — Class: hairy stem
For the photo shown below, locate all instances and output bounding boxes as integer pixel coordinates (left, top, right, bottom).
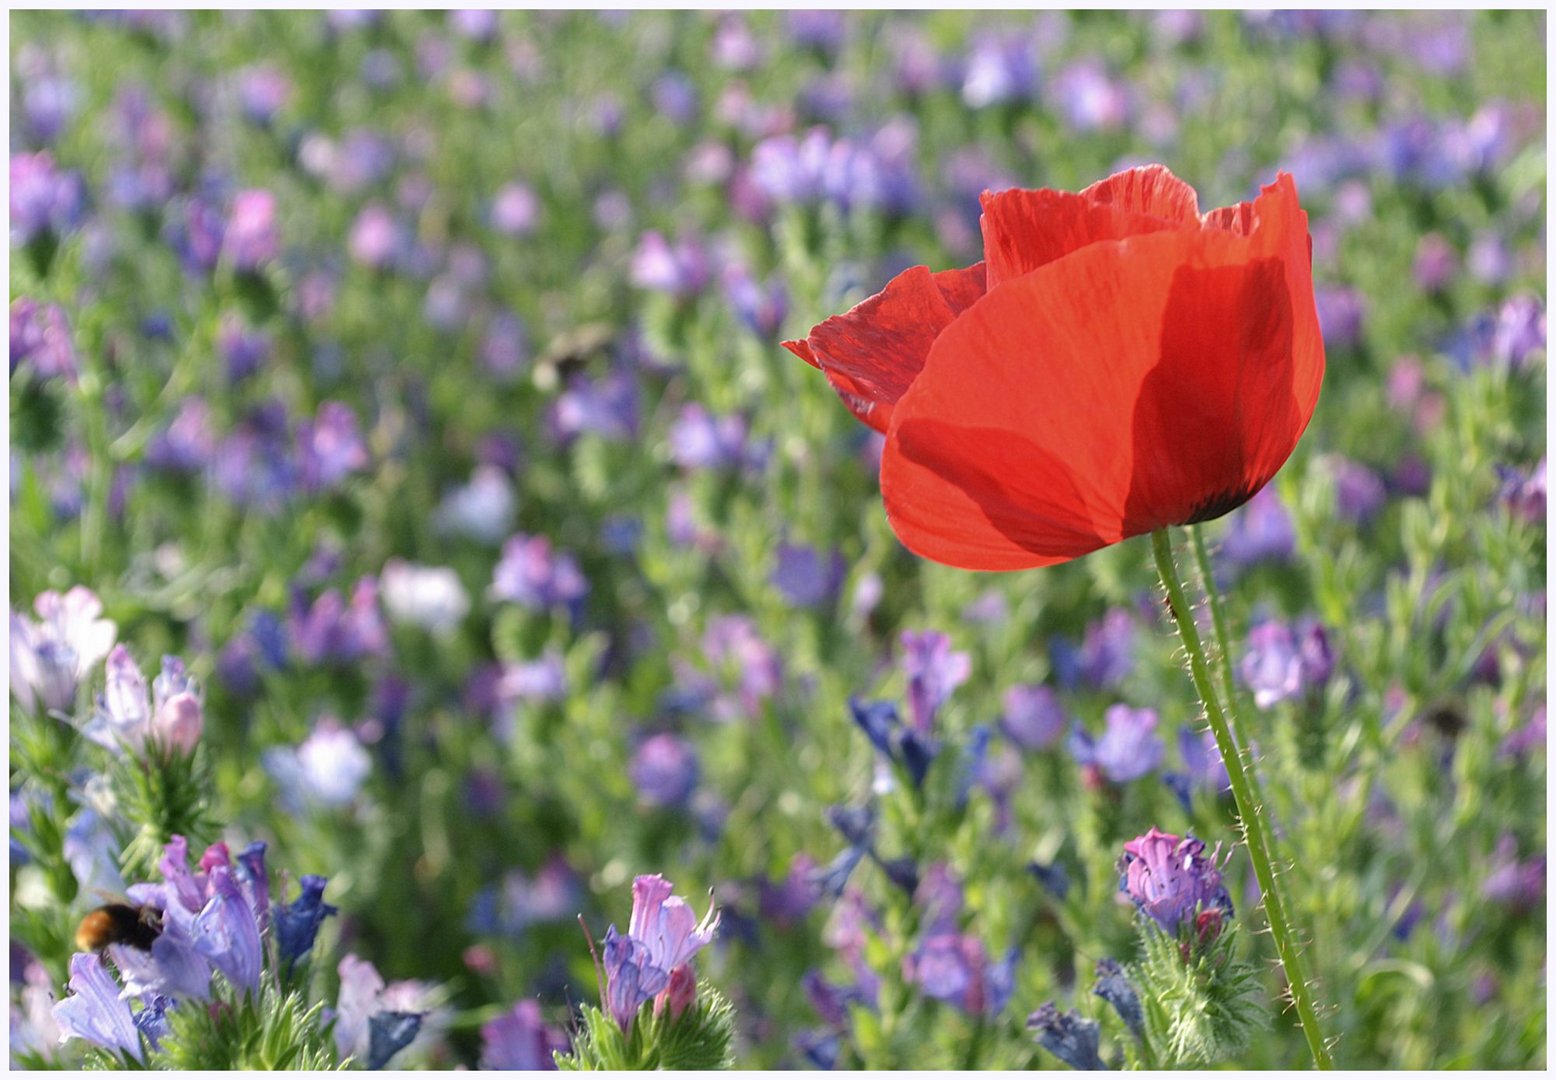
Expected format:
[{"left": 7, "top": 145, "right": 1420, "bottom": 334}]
[{"left": 1151, "top": 529, "right": 1332, "bottom": 1070}]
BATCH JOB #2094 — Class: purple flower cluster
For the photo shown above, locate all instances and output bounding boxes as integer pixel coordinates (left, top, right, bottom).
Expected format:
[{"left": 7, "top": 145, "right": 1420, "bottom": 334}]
[
  {"left": 53, "top": 836, "right": 331, "bottom": 1061},
  {"left": 86, "top": 647, "right": 204, "bottom": 757},
  {"left": 1069, "top": 705, "right": 1165, "bottom": 785},
  {"left": 1117, "top": 827, "right": 1234, "bottom": 939},
  {"left": 600, "top": 875, "right": 720, "bottom": 1030},
  {"left": 10, "top": 586, "right": 117, "bottom": 718},
  {"left": 748, "top": 124, "right": 919, "bottom": 217},
  {"left": 1240, "top": 618, "right": 1335, "bottom": 710},
  {"left": 10, "top": 151, "right": 88, "bottom": 246},
  {"left": 489, "top": 533, "right": 589, "bottom": 614},
  {"left": 10, "top": 298, "right": 77, "bottom": 381}
]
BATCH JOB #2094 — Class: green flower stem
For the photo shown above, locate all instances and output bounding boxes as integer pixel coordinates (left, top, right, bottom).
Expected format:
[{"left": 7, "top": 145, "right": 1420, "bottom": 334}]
[
  {"left": 1150, "top": 529, "right": 1332, "bottom": 1070},
  {"left": 1187, "top": 524, "right": 1251, "bottom": 751}
]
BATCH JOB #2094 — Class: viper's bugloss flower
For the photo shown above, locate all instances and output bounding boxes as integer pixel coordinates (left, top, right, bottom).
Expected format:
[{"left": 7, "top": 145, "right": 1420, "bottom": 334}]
[
  {"left": 601, "top": 928, "right": 669, "bottom": 1031},
  {"left": 668, "top": 403, "right": 750, "bottom": 472},
  {"left": 1028, "top": 1002, "right": 1106, "bottom": 1071},
  {"left": 628, "top": 874, "right": 720, "bottom": 975},
  {"left": 1240, "top": 618, "right": 1334, "bottom": 710},
  {"left": 901, "top": 630, "right": 970, "bottom": 735},
  {"left": 1069, "top": 704, "right": 1164, "bottom": 784},
  {"left": 10, "top": 151, "right": 87, "bottom": 246},
  {"left": 849, "top": 698, "right": 938, "bottom": 790},
  {"left": 274, "top": 874, "right": 338, "bottom": 969},
  {"left": 10, "top": 586, "right": 117, "bottom": 717},
  {"left": 1118, "top": 827, "right": 1234, "bottom": 938},
  {"left": 263, "top": 720, "right": 372, "bottom": 810},
  {"left": 87, "top": 647, "right": 204, "bottom": 756},
  {"left": 1218, "top": 486, "right": 1296, "bottom": 574},
  {"left": 288, "top": 578, "right": 388, "bottom": 665},
  {"left": 489, "top": 533, "right": 589, "bottom": 613},
  {"left": 54, "top": 952, "right": 146, "bottom": 1063},
  {"left": 906, "top": 933, "right": 1016, "bottom": 1018},
  {"left": 222, "top": 189, "right": 280, "bottom": 271},
  {"left": 1093, "top": 957, "right": 1144, "bottom": 1038},
  {"left": 630, "top": 733, "right": 700, "bottom": 808},
  {"left": 1000, "top": 684, "right": 1067, "bottom": 750},
  {"left": 10, "top": 298, "right": 77, "bottom": 381},
  {"left": 1079, "top": 607, "right": 1139, "bottom": 690},
  {"left": 334, "top": 954, "right": 438, "bottom": 1067},
  {"left": 772, "top": 542, "right": 846, "bottom": 608},
  {"left": 598, "top": 875, "right": 720, "bottom": 1031},
  {"left": 367, "top": 1012, "right": 424, "bottom": 1071},
  {"left": 1496, "top": 457, "right": 1546, "bottom": 524},
  {"left": 784, "top": 165, "right": 1323, "bottom": 571},
  {"left": 480, "top": 999, "right": 566, "bottom": 1070},
  {"left": 1165, "top": 726, "right": 1232, "bottom": 810}
]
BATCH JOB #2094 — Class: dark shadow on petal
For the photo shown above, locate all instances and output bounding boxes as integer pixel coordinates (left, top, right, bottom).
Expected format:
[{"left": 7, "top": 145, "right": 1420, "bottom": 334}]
[
  {"left": 895, "top": 419, "right": 1109, "bottom": 558},
  {"left": 1124, "top": 258, "right": 1298, "bottom": 531}
]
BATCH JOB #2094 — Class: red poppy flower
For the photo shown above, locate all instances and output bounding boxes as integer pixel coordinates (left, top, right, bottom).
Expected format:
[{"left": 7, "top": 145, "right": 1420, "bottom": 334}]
[{"left": 783, "top": 165, "right": 1325, "bottom": 571}]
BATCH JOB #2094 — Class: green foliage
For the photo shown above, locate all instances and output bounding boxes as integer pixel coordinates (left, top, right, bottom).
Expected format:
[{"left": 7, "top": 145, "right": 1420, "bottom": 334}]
[
  {"left": 556, "top": 985, "right": 735, "bottom": 1071},
  {"left": 153, "top": 980, "right": 344, "bottom": 1071},
  {"left": 1133, "top": 923, "right": 1267, "bottom": 1068}
]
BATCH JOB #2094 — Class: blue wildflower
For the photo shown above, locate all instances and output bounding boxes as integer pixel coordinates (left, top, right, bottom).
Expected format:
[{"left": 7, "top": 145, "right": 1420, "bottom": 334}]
[
  {"left": 274, "top": 874, "right": 338, "bottom": 971},
  {"left": 1093, "top": 958, "right": 1144, "bottom": 1038},
  {"left": 1029, "top": 1002, "right": 1107, "bottom": 1070}
]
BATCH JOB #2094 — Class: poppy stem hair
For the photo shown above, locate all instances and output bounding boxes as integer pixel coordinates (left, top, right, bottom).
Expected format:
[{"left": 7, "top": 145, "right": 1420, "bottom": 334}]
[{"left": 1150, "top": 528, "right": 1334, "bottom": 1071}]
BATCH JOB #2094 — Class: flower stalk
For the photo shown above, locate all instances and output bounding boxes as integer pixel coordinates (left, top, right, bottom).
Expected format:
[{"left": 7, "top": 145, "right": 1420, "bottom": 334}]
[{"left": 1150, "top": 528, "right": 1332, "bottom": 1070}]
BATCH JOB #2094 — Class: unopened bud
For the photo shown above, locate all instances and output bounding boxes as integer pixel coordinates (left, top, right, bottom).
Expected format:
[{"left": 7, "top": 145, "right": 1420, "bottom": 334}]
[
  {"left": 154, "top": 691, "right": 204, "bottom": 756},
  {"left": 656, "top": 963, "right": 698, "bottom": 1022}
]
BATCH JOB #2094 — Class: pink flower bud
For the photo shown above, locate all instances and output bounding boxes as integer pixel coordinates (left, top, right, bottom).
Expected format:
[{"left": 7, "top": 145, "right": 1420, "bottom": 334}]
[
  {"left": 655, "top": 963, "right": 698, "bottom": 1022},
  {"left": 153, "top": 691, "right": 203, "bottom": 756}
]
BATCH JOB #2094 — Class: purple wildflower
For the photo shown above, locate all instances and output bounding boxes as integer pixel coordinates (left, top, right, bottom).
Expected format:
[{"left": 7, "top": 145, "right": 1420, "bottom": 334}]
[
  {"left": 906, "top": 934, "right": 1015, "bottom": 1017},
  {"left": 549, "top": 370, "right": 640, "bottom": 444},
  {"left": 1093, "top": 957, "right": 1144, "bottom": 1037},
  {"left": 1240, "top": 619, "right": 1335, "bottom": 710},
  {"left": 630, "top": 733, "right": 700, "bottom": 808},
  {"left": 435, "top": 464, "right": 516, "bottom": 544},
  {"left": 273, "top": 875, "right": 338, "bottom": 970},
  {"left": 1118, "top": 827, "right": 1234, "bottom": 937},
  {"left": 490, "top": 182, "right": 539, "bottom": 236},
  {"left": 87, "top": 648, "right": 203, "bottom": 756},
  {"left": 1219, "top": 486, "right": 1296, "bottom": 573},
  {"left": 1028, "top": 1003, "right": 1105, "bottom": 1071},
  {"left": 10, "top": 299, "right": 76, "bottom": 381},
  {"left": 772, "top": 542, "right": 846, "bottom": 609},
  {"left": 223, "top": 190, "right": 280, "bottom": 271},
  {"left": 10, "top": 151, "right": 87, "bottom": 246},
  {"left": 602, "top": 929, "right": 669, "bottom": 1031},
  {"left": 901, "top": 630, "right": 970, "bottom": 736},
  {"left": 629, "top": 231, "right": 710, "bottom": 298},
  {"left": 999, "top": 684, "right": 1067, "bottom": 751},
  {"left": 481, "top": 1000, "right": 566, "bottom": 1070},
  {"left": 961, "top": 34, "right": 1038, "bottom": 109},
  {"left": 297, "top": 401, "right": 369, "bottom": 492},
  {"left": 669, "top": 404, "right": 749, "bottom": 471},
  {"left": 490, "top": 533, "right": 589, "bottom": 613},
  {"left": 1070, "top": 705, "right": 1164, "bottom": 785},
  {"left": 1080, "top": 607, "right": 1139, "bottom": 690},
  {"left": 10, "top": 586, "right": 117, "bottom": 717},
  {"left": 850, "top": 699, "right": 937, "bottom": 791},
  {"left": 53, "top": 953, "right": 146, "bottom": 1063}
]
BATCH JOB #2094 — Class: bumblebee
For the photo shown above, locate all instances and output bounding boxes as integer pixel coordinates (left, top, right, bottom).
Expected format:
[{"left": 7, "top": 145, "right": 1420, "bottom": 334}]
[{"left": 75, "top": 902, "right": 162, "bottom": 953}]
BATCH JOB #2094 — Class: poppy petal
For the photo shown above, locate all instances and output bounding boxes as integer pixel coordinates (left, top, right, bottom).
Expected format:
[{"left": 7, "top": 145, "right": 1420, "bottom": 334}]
[
  {"left": 1081, "top": 164, "right": 1202, "bottom": 224},
  {"left": 979, "top": 189, "right": 1182, "bottom": 291},
  {"left": 789, "top": 262, "right": 986, "bottom": 433},
  {"left": 883, "top": 179, "right": 1319, "bottom": 570}
]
